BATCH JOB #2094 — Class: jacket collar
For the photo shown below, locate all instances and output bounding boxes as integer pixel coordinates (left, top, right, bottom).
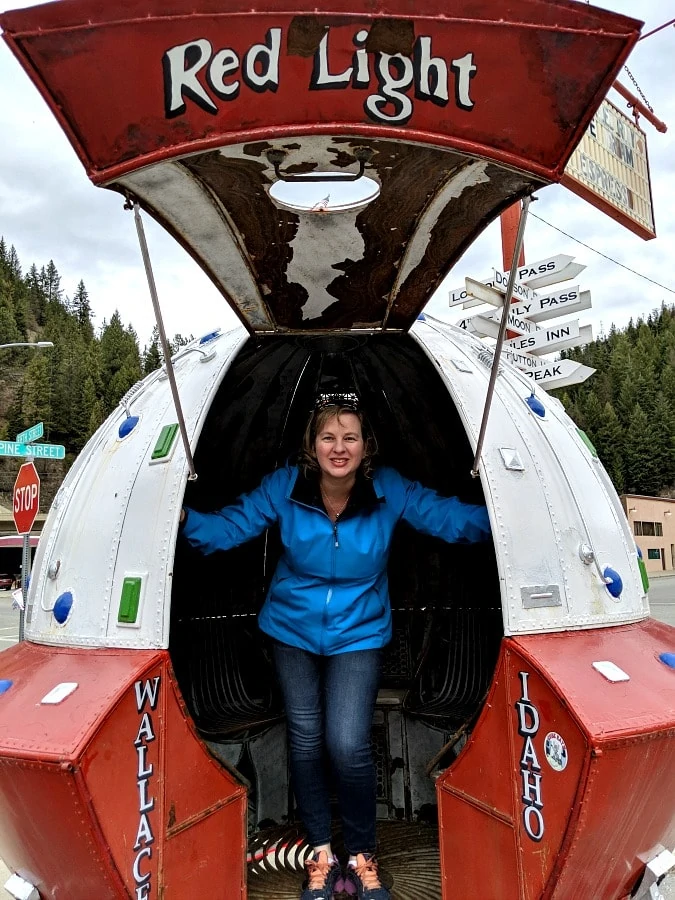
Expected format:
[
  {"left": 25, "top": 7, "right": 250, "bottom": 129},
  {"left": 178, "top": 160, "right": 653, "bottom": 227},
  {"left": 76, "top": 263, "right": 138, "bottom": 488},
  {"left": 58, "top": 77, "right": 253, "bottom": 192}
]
[{"left": 290, "top": 466, "right": 384, "bottom": 519}]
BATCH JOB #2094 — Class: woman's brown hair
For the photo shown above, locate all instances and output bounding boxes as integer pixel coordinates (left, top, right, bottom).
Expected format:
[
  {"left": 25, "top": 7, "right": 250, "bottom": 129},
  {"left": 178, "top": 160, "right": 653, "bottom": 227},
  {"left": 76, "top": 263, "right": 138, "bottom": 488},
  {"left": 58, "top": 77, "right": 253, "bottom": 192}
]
[{"left": 299, "top": 404, "right": 377, "bottom": 478}]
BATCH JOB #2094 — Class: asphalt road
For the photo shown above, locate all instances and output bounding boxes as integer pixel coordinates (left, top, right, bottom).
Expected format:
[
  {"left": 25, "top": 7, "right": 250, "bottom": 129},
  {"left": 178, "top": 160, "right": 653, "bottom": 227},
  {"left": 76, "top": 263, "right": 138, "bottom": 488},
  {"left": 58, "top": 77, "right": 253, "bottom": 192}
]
[{"left": 0, "top": 582, "right": 672, "bottom": 898}]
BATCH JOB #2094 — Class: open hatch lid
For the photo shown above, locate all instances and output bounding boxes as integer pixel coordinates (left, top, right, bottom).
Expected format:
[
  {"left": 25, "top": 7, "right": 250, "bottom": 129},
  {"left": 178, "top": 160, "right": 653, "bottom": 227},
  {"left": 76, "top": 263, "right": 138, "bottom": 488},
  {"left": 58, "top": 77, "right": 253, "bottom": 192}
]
[{"left": 1, "top": 0, "right": 641, "bottom": 333}]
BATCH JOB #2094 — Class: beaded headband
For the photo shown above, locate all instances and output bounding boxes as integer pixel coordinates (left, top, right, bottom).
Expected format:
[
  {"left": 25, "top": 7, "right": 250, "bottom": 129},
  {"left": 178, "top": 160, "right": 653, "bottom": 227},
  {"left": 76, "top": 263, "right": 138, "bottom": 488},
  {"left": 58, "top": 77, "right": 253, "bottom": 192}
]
[{"left": 314, "top": 391, "right": 360, "bottom": 411}]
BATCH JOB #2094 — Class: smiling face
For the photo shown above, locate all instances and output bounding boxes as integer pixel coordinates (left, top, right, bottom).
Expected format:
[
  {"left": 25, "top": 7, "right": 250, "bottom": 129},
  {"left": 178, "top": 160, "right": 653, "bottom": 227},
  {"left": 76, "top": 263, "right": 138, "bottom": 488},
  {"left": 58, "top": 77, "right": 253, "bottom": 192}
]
[{"left": 314, "top": 412, "right": 365, "bottom": 483}]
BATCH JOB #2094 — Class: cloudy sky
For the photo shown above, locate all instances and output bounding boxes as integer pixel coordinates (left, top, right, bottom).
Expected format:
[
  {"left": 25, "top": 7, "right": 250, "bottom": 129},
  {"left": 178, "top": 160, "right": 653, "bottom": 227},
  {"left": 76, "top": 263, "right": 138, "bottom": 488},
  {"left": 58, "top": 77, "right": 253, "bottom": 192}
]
[{"left": 0, "top": 0, "right": 673, "bottom": 349}]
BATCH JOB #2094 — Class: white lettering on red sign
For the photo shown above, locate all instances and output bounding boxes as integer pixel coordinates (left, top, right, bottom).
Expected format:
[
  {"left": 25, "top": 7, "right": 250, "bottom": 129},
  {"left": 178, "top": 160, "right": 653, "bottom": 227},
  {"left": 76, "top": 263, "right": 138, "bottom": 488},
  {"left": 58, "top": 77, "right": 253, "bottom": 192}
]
[
  {"left": 133, "top": 677, "right": 160, "bottom": 900},
  {"left": 163, "top": 28, "right": 477, "bottom": 126},
  {"left": 13, "top": 484, "right": 38, "bottom": 513},
  {"left": 515, "top": 671, "right": 544, "bottom": 842}
]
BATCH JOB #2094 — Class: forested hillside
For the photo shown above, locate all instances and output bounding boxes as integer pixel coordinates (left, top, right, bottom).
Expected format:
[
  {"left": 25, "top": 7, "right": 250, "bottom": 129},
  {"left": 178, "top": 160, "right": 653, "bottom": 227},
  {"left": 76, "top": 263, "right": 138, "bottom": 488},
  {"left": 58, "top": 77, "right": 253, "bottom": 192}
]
[
  {"left": 557, "top": 302, "right": 675, "bottom": 497},
  {"left": 0, "top": 239, "right": 189, "bottom": 504}
]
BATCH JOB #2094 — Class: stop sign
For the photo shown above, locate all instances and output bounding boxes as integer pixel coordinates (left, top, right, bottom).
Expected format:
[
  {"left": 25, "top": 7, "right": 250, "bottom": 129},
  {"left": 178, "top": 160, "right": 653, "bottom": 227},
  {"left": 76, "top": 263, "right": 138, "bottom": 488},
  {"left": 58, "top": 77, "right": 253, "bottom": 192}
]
[{"left": 13, "top": 461, "right": 40, "bottom": 535}]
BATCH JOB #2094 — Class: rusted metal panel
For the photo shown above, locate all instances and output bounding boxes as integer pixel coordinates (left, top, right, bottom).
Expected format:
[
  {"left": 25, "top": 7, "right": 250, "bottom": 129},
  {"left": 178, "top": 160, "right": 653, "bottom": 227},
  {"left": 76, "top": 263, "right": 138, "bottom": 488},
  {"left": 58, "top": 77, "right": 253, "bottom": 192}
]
[
  {"left": 0, "top": 0, "right": 640, "bottom": 180},
  {"left": 0, "top": 644, "right": 247, "bottom": 899},
  {"left": 436, "top": 621, "right": 675, "bottom": 899}
]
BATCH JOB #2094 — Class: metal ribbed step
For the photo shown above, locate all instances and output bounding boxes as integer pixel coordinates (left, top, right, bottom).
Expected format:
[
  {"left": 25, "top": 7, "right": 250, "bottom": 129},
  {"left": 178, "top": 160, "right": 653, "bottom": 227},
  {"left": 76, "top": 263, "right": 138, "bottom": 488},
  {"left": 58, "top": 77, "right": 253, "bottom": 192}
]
[{"left": 248, "top": 821, "right": 441, "bottom": 899}]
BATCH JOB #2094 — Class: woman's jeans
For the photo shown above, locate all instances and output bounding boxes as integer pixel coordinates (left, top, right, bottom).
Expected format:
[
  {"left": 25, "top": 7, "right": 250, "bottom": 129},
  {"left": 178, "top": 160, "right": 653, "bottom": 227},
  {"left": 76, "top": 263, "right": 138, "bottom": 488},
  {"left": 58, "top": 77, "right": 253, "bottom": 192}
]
[{"left": 272, "top": 641, "right": 382, "bottom": 855}]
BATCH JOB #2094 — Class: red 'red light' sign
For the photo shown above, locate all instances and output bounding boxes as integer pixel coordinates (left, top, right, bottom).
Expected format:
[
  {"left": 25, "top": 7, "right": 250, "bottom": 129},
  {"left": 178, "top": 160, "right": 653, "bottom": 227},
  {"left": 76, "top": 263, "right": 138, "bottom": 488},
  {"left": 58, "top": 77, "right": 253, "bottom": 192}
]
[{"left": 13, "top": 461, "right": 40, "bottom": 535}]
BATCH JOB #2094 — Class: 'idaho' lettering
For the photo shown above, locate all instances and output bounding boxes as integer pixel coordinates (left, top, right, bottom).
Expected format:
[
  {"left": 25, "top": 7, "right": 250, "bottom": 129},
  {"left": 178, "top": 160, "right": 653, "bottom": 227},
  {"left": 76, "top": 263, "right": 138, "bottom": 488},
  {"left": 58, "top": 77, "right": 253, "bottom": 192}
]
[{"left": 515, "top": 671, "right": 545, "bottom": 841}]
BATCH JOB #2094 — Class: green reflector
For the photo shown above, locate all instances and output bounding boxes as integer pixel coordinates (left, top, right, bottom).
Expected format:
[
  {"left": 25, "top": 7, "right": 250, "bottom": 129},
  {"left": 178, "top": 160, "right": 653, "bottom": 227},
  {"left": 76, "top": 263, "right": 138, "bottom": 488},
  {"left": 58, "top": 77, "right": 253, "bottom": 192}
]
[
  {"left": 152, "top": 423, "right": 179, "bottom": 460},
  {"left": 576, "top": 428, "right": 598, "bottom": 458},
  {"left": 118, "top": 577, "right": 142, "bottom": 623},
  {"left": 638, "top": 557, "right": 650, "bottom": 594}
]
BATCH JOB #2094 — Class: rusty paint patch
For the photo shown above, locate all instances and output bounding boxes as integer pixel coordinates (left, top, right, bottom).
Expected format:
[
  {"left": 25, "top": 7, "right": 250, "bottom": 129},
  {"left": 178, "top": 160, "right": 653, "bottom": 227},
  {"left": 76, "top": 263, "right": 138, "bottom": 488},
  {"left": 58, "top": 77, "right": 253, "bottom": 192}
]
[
  {"left": 287, "top": 16, "right": 328, "bottom": 57},
  {"left": 125, "top": 139, "right": 544, "bottom": 332},
  {"left": 243, "top": 142, "right": 275, "bottom": 158},
  {"left": 365, "top": 19, "right": 415, "bottom": 57}
]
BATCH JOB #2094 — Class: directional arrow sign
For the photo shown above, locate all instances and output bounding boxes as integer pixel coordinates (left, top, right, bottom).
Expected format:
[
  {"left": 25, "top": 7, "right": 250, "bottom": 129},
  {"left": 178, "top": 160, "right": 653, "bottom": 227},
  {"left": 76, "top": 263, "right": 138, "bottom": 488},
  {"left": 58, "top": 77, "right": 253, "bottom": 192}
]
[
  {"left": 463, "top": 279, "right": 542, "bottom": 333},
  {"left": 510, "top": 254, "right": 586, "bottom": 289},
  {"left": 530, "top": 324, "right": 593, "bottom": 356},
  {"left": 450, "top": 274, "right": 538, "bottom": 308},
  {"left": 502, "top": 347, "right": 545, "bottom": 370},
  {"left": 485, "top": 288, "right": 590, "bottom": 324},
  {"left": 458, "top": 310, "right": 541, "bottom": 340},
  {"left": 523, "top": 360, "right": 596, "bottom": 390},
  {"left": 490, "top": 269, "right": 538, "bottom": 302},
  {"left": 505, "top": 320, "right": 581, "bottom": 354}
]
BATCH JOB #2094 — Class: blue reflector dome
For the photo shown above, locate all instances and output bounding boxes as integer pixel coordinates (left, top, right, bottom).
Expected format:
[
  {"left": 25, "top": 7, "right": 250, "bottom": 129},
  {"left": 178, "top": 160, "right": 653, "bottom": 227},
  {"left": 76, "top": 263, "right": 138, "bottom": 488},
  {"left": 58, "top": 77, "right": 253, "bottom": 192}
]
[
  {"left": 0, "top": 681, "right": 13, "bottom": 695},
  {"left": 525, "top": 393, "right": 546, "bottom": 418},
  {"left": 603, "top": 566, "right": 623, "bottom": 598},
  {"left": 118, "top": 416, "right": 139, "bottom": 439},
  {"left": 199, "top": 329, "right": 221, "bottom": 345},
  {"left": 659, "top": 653, "right": 675, "bottom": 669},
  {"left": 53, "top": 591, "right": 73, "bottom": 624}
]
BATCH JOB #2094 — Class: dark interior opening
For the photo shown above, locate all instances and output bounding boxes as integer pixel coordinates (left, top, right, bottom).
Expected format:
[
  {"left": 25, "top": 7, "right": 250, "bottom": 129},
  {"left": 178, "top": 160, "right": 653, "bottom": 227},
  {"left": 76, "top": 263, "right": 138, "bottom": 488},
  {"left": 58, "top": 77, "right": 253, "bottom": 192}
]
[{"left": 169, "top": 332, "right": 502, "bottom": 837}]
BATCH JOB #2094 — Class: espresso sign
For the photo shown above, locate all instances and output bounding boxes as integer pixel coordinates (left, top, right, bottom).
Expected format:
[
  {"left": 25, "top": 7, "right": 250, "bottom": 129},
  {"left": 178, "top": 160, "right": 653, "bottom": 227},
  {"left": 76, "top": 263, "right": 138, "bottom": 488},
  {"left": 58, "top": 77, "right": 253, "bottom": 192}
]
[{"left": 563, "top": 99, "right": 655, "bottom": 240}]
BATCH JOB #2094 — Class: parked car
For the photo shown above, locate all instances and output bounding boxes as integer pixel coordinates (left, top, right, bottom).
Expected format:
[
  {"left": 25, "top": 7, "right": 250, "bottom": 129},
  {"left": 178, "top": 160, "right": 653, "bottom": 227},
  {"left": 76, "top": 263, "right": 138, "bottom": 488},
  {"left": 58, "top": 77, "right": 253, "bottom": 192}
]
[{"left": 0, "top": 575, "right": 14, "bottom": 591}]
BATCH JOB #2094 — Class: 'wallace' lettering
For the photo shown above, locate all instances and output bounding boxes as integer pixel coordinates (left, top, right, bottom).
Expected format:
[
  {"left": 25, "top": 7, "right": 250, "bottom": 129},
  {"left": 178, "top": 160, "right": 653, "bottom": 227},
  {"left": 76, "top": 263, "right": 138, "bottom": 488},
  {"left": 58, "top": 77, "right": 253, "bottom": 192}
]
[
  {"left": 163, "top": 26, "right": 477, "bottom": 126},
  {"left": 515, "top": 671, "right": 544, "bottom": 842},
  {"left": 132, "top": 676, "right": 160, "bottom": 900}
]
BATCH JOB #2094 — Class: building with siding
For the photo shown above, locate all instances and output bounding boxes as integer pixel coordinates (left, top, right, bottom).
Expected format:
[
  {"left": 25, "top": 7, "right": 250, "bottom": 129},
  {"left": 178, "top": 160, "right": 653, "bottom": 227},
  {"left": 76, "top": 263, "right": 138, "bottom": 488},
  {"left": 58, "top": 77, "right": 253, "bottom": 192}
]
[{"left": 621, "top": 494, "right": 675, "bottom": 574}]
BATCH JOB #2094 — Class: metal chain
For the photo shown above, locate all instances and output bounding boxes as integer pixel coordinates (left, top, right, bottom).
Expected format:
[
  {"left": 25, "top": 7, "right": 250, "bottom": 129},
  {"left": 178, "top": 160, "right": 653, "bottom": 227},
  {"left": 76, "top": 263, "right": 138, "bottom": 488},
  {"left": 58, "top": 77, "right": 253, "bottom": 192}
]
[{"left": 623, "top": 65, "right": 654, "bottom": 113}]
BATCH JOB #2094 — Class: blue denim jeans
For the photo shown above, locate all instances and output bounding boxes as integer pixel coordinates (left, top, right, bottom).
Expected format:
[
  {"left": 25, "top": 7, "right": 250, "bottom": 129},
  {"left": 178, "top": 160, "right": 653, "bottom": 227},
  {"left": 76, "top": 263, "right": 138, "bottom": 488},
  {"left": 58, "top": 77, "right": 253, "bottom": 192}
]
[{"left": 272, "top": 641, "right": 383, "bottom": 855}]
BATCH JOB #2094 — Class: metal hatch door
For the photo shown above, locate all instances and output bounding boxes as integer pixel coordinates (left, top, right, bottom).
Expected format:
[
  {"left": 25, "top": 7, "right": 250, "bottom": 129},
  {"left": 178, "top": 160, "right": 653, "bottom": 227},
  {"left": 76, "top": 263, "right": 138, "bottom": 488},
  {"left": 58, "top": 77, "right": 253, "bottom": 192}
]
[{"left": 1, "top": 0, "right": 641, "bottom": 333}]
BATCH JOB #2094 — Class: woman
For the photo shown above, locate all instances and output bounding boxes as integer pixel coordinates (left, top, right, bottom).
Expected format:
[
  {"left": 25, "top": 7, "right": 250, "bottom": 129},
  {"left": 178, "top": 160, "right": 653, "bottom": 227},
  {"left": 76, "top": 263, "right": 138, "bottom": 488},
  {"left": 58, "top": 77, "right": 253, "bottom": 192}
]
[{"left": 180, "top": 396, "right": 491, "bottom": 900}]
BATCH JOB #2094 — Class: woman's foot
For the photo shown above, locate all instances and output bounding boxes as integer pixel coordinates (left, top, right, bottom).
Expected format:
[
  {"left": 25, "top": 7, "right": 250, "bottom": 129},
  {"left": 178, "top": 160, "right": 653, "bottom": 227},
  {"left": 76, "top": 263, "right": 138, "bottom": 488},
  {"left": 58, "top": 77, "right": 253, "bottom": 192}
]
[
  {"left": 301, "top": 850, "right": 342, "bottom": 900},
  {"left": 345, "top": 854, "right": 391, "bottom": 900}
]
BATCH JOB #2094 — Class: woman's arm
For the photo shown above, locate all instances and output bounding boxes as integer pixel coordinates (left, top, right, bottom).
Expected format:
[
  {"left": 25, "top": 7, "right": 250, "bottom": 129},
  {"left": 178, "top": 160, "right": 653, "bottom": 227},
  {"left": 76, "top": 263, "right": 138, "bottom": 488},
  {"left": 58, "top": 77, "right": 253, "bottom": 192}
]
[
  {"left": 384, "top": 469, "right": 491, "bottom": 543},
  {"left": 180, "top": 467, "right": 290, "bottom": 555}
]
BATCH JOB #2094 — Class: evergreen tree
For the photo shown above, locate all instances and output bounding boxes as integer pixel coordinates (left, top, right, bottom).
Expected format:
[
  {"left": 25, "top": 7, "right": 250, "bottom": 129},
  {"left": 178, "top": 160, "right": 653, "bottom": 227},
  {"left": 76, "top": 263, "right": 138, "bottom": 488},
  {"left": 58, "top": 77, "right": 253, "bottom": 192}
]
[
  {"left": 71, "top": 280, "right": 94, "bottom": 340},
  {"left": 44, "top": 260, "right": 63, "bottom": 306},
  {"left": 25, "top": 264, "right": 47, "bottom": 326},
  {"left": 624, "top": 404, "right": 661, "bottom": 495},
  {"left": 0, "top": 294, "right": 22, "bottom": 344},
  {"left": 20, "top": 353, "right": 52, "bottom": 428},
  {"left": 143, "top": 326, "right": 162, "bottom": 374},
  {"left": 7, "top": 246, "right": 21, "bottom": 280},
  {"left": 596, "top": 402, "right": 625, "bottom": 493}
]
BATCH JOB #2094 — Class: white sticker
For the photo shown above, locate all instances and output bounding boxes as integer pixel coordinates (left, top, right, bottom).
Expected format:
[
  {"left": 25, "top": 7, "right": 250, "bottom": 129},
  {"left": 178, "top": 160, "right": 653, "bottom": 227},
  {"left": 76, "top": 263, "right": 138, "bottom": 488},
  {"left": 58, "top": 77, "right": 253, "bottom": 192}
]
[
  {"left": 40, "top": 682, "right": 78, "bottom": 705},
  {"left": 592, "top": 660, "right": 630, "bottom": 682},
  {"left": 544, "top": 732, "right": 568, "bottom": 771}
]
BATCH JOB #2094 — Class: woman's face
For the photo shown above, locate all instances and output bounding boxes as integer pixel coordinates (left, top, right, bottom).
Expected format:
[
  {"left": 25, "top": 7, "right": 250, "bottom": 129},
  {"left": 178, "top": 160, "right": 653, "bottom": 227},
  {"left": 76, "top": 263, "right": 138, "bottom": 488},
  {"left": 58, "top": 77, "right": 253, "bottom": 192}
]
[{"left": 314, "top": 412, "right": 365, "bottom": 481}]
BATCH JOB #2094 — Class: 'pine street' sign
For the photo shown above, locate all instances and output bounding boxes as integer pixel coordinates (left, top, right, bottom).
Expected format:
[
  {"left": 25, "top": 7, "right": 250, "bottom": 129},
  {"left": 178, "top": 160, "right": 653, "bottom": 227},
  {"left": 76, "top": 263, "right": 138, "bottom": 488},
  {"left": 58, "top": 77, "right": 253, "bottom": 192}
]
[{"left": 0, "top": 441, "right": 66, "bottom": 460}]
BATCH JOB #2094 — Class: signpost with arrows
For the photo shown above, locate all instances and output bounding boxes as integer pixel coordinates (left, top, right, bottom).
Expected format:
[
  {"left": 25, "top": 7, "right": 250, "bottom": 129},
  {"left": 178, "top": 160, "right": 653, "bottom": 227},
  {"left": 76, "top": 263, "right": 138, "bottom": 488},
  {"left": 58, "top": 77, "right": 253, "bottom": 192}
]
[{"left": 451, "top": 253, "right": 596, "bottom": 391}]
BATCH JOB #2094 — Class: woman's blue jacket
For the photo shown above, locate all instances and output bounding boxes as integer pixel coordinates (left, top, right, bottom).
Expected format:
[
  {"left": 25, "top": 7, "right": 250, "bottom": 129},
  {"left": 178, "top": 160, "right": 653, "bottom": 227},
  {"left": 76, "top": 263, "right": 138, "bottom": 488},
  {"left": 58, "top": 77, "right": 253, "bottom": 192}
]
[{"left": 182, "top": 465, "right": 491, "bottom": 656}]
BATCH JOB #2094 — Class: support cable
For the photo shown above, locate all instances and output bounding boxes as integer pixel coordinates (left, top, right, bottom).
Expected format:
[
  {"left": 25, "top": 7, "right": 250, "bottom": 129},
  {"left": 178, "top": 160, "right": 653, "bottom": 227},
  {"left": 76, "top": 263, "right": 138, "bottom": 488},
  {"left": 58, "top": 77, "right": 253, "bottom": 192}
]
[
  {"left": 471, "top": 195, "right": 532, "bottom": 478},
  {"left": 126, "top": 198, "right": 198, "bottom": 481}
]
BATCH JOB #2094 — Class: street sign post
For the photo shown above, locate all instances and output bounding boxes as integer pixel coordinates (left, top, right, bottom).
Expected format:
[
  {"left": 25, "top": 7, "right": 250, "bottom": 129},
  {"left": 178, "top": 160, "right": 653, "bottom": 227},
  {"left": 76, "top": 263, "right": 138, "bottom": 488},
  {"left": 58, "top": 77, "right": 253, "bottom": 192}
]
[
  {"left": 455, "top": 258, "right": 595, "bottom": 390},
  {"left": 13, "top": 461, "right": 40, "bottom": 643}
]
